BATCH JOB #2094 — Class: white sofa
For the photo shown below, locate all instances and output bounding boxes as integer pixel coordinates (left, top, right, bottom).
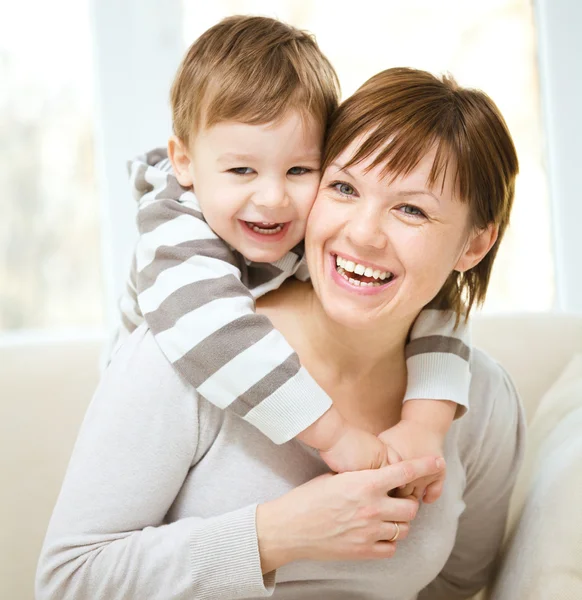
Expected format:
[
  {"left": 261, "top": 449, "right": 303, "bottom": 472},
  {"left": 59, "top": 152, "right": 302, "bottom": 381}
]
[{"left": 1, "top": 313, "right": 582, "bottom": 600}]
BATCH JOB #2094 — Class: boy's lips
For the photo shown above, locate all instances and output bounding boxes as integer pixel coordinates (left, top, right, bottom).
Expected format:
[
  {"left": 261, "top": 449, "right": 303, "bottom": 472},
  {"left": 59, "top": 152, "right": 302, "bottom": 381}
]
[{"left": 239, "top": 219, "right": 291, "bottom": 242}]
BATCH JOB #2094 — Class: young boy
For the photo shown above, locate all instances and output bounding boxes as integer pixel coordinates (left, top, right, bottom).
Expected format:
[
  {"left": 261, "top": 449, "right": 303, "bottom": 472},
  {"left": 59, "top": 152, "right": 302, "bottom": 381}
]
[{"left": 117, "top": 16, "right": 470, "bottom": 501}]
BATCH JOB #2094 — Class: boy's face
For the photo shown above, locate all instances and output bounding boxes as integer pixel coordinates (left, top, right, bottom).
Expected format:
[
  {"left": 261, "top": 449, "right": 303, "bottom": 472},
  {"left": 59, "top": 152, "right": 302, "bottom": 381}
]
[{"left": 170, "top": 110, "right": 323, "bottom": 263}]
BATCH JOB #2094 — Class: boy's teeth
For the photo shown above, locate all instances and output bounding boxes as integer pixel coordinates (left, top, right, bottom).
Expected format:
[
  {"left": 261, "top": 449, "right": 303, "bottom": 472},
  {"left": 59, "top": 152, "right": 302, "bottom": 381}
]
[
  {"left": 334, "top": 255, "right": 392, "bottom": 281},
  {"left": 246, "top": 222, "right": 284, "bottom": 235}
]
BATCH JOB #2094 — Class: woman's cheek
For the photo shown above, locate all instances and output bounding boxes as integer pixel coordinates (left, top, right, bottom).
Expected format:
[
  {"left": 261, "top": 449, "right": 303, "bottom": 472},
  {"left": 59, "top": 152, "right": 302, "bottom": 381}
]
[{"left": 307, "top": 194, "right": 346, "bottom": 237}]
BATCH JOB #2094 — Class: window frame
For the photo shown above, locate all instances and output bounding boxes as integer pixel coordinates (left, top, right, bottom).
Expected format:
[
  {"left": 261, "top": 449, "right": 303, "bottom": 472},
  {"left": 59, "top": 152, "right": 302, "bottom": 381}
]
[
  {"left": 535, "top": 0, "right": 582, "bottom": 312},
  {"left": 91, "top": 0, "right": 184, "bottom": 328}
]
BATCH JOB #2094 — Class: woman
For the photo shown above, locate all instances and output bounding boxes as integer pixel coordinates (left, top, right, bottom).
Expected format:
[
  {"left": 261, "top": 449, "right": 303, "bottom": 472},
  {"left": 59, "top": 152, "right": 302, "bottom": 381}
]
[{"left": 36, "top": 68, "right": 524, "bottom": 600}]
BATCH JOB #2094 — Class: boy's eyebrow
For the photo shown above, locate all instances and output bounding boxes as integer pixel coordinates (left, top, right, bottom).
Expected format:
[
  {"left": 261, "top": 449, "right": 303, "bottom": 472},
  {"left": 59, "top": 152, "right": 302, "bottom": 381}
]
[
  {"left": 218, "top": 152, "right": 321, "bottom": 163},
  {"left": 295, "top": 152, "right": 322, "bottom": 162},
  {"left": 218, "top": 153, "right": 257, "bottom": 163}
]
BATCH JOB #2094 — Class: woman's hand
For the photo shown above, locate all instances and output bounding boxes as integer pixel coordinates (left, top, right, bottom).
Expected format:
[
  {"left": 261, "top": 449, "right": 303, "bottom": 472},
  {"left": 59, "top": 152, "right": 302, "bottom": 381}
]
[{"left": 256, "top": 456, "right": 445, "bottom": 573}]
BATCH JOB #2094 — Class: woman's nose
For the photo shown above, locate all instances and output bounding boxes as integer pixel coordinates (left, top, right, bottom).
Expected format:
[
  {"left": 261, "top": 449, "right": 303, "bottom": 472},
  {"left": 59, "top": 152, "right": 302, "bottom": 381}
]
[{"left": 346, "top": 210, "right": 387, "bottom": 249}]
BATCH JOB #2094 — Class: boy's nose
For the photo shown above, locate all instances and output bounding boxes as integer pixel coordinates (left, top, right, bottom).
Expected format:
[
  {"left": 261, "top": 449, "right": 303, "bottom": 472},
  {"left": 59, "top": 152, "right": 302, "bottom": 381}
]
[{"left": 254, "top": 181, "right": 290, "bottom": 209}]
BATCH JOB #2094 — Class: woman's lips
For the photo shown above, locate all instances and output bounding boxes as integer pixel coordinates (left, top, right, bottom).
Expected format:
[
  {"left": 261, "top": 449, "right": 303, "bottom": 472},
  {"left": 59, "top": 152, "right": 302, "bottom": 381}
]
[{"left": 328, "top": 253, "right": 396, "bottom": 296}]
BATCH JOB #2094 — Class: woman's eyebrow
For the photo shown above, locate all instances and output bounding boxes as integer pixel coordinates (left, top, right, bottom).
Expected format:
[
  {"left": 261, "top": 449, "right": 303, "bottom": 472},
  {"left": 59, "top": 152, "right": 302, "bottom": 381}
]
[
  {"left": 330, "top": 162, "right": 354, "bottom": 178},
  {"left": 396, "top": 189, "right": 440, "bottom": 203}
]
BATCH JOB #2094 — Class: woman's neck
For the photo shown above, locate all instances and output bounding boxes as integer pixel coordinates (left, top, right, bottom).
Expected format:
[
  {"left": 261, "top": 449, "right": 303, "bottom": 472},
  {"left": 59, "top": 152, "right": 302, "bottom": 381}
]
[{"left": 258, "top": 281, "right": 415, "bottom": 432}]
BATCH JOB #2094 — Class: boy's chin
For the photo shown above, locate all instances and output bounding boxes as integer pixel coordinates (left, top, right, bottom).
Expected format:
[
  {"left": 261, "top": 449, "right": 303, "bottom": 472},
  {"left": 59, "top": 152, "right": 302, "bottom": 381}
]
[{"left": 240, "top": 243, "right": 297, "bottom": 264}]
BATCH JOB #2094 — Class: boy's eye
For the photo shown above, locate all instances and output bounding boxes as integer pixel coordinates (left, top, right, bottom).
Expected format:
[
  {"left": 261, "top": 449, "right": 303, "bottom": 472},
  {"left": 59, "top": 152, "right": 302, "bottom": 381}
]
[
  {"left": 229, "top": 167, "right": 254, "bottom": 175},
  {"left": 288, "top": 166, "right": 310, "bottom": 175},
  {"left": 331, "top": 181, "right": 356, "bottom": 196}
]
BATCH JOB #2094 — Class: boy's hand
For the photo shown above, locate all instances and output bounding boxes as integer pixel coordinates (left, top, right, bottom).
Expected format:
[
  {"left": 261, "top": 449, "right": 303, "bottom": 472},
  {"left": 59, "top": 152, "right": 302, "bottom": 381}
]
[
  {"left": 298, "top": 406, "right": 398, "bottom": 473},
  {"left": 319, "top": 424, "right": 400, "bottom": 473},
  {"left": 378, "top": 419, "right": 446, "bottom": 503}
]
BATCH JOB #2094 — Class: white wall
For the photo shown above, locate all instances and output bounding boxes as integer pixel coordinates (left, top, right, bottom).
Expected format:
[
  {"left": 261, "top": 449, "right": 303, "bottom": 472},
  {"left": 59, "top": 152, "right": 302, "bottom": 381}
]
[
  {"left": 535, "top": 0, "right": 582, "bottom": 312},
  {"left": 91, "top": 0, "right": 183, "bottom": 326}
]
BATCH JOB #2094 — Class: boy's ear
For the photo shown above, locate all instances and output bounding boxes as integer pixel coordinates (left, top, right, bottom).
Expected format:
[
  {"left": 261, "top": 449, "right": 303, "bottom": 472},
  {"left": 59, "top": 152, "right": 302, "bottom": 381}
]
[
  {"left": 168, "top": 135, "right": 194, "bottom": 187},
  {"left": 454, "top": 223, "right": 499, "bottom": 273}
]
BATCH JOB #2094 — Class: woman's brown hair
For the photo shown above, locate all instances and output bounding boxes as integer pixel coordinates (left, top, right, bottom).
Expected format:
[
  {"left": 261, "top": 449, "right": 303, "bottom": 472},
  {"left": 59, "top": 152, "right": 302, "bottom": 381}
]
[{"left": 322, "top": 67, "right": 519, "bottom": 320}]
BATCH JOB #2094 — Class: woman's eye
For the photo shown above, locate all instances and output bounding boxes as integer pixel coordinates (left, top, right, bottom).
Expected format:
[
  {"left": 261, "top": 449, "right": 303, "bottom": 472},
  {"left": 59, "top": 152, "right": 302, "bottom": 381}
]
[
  {"left": 288, "top": 166, "right": 310, "bottom": 175},
  {"left": 399, "top": 204, "right": 426, "bottom": 218},
  {"left": 229, "top": 167, "right": 254, "bottom": 175},
  {"left": 331, "top": 181, "right": 356, "bottom": 196}
]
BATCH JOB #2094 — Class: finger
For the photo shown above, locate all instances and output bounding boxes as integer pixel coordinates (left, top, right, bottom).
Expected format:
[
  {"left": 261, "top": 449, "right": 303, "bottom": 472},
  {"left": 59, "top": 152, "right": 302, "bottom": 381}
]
[
  {"left": 386, "top": 445, "right": 402, "bottom": 465},
  {"left": 411, "top": 485, "right": 424, "bottom": 501},
  {"left": 423, "top": 479, "right": 444, "bottom": 504},
  {"left": 373, "top": 456, "right": 445, "bottom": 492},
  {"left": 397, "top": 482, "right": 415, "bottom": 496},
  {"left": 369, "top": 541, "right": 397, "bottom": 559},
  {"left": 378, "top": 521, "right": 409, "bottom": 542},
  {"left": 379, "top": 497, "right": 419, "bottom": 523}
]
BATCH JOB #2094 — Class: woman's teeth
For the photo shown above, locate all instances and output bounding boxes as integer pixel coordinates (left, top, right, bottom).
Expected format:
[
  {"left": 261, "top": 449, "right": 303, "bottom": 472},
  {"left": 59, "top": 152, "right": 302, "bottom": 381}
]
[
  {"left": 335, "top": 255, "right": 393, "bottom": 287},
  {"left": 245, "top": 221, "right": 284, "bottom": 235}
]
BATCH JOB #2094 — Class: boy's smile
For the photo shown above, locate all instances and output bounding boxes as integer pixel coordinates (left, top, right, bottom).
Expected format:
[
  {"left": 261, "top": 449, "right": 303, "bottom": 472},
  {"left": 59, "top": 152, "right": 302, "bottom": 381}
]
[{"left": 170, "top": 110, "right": 323, "bottom": 263}]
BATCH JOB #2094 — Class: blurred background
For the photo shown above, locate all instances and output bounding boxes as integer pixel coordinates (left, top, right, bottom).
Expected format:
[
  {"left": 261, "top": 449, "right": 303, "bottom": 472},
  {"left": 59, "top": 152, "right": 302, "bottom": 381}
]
[{"left": 0, "top": 0, "right": 580, "bottom": 340}]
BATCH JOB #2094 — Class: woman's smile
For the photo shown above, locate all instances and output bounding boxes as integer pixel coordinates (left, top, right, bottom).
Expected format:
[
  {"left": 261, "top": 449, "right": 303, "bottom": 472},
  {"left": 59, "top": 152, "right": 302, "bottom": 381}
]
[{"left": 329, "top": 252, "right": 397, "bottom": 296}]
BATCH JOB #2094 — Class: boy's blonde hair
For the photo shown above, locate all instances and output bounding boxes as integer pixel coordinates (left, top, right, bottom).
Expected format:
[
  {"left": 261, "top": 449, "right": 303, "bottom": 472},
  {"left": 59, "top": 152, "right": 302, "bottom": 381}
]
[
  {"left": 171, "top": 15, "right": 340, "bottom": 145},
  {"left": 323, "top": 67, "right": 519, "bottom": 320}
]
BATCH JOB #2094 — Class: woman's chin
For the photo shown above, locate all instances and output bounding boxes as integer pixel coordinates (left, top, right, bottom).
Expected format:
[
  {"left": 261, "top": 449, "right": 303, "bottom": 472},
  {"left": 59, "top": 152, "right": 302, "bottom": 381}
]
[{"left": 317, "top": 286, "right": 393, "bottom": 331}]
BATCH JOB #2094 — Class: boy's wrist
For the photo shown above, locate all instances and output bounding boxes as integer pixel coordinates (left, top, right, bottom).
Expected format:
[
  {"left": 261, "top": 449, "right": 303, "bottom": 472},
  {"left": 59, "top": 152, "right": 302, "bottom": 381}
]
[
  {"left": 401, "top": 398, "right": 457, "bottom": 437},
  {"left": 296, "top": 406, "right": 348, "bottom": 452}
]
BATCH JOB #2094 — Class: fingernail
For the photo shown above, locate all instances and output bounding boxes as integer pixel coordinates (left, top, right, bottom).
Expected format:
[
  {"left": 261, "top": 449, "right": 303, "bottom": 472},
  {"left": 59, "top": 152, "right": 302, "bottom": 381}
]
[{"left": 436, "top": 458, "right": 446, "bottom": 469}]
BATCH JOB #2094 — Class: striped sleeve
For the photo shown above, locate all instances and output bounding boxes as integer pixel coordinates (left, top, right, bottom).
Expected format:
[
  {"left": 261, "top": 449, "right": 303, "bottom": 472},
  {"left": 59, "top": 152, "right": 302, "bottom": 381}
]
[
  {"left": 118, "top": 255, "right": 142, "bottom": 336},
  {"left": 403, "top": 309, "right": 472, "bottom": 416},
  {"left": 134, "top": 195, "right": 332, "bottom": 445}
]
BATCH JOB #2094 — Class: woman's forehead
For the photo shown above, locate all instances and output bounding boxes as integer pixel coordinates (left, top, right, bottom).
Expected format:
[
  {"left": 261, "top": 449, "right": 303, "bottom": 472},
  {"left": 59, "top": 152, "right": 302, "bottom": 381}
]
[{"left": 331, "top": 136, "right": 458, "bottom": 196}]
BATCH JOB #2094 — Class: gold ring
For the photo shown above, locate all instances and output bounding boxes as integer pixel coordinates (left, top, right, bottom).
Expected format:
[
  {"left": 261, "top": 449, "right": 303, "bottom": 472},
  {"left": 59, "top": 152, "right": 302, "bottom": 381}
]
[{"left": 388, "top": 522, "right": 400, "bottom": 542}]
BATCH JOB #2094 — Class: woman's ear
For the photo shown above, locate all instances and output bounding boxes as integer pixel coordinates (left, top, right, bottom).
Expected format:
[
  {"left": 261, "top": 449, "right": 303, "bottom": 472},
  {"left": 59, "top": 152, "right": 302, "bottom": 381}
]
[
  {"left": 455, "top": 223, "right": 499, "bottom": 273},
  {"left": 168, "top": 135, "right": 194, "bottom": 187}
]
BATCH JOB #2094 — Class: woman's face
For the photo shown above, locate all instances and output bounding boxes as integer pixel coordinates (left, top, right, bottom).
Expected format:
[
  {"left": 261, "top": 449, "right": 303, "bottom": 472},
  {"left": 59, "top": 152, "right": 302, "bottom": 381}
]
[{"left": 305, "top": 137, "right": 494, "bottom": 330}]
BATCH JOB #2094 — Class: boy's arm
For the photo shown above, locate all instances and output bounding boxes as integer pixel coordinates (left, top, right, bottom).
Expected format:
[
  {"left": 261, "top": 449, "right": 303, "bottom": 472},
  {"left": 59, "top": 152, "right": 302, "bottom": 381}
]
[
  {"left": 379, "top": 309, "right": 472, "bottom": 502},
  {"left": 403, "top": 308, "right": 472, "bottom": 418},
  {"left": 135, "top": 193, "right": 389, "bottom": 472},
  {"left": 135, "top": 196, "right": 332, "bottom": 445}
]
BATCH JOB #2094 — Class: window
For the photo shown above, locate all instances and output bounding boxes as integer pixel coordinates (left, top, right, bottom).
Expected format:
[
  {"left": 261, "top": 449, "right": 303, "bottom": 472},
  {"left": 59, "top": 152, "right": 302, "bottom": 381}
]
[
  {"left": 0, "top": 0, "right": 103, "bottom": 332},
  {"left": 183, "top": 0, "right": 553, "bottom": 312}
]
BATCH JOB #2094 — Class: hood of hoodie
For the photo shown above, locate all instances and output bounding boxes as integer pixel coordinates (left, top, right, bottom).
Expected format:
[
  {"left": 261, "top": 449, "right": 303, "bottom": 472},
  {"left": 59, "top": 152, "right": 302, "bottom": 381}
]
[{"left": 127, "top": 147, "right": 200, "bottom": 211}]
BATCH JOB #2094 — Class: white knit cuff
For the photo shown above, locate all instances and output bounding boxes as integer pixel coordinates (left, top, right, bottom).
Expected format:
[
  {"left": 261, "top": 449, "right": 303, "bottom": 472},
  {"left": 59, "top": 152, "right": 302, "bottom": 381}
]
[
  {"left": 189, "top": 504, "right": 275, "bottom": 599},
  {"left": 404, "top": 352, "right": 471, "bottom": 417},
  {"left": 245, "top": 367, "right": 333, "bottom": 444}
]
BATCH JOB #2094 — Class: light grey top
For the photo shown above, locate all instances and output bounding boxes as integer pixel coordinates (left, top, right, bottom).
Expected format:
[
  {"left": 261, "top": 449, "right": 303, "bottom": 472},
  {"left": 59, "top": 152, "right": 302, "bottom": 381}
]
[{"left": 36, "top": 325, "right": 525, "bottom": 600}]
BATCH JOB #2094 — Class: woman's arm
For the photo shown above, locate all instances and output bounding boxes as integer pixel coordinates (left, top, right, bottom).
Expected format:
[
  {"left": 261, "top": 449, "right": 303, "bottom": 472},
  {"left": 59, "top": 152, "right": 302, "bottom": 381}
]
[
  {"left": 35, "top": 326, "right": 275, "bottom": 600},
  {"left": 417, "top": 364, "right": 526, "bottom": 600}
]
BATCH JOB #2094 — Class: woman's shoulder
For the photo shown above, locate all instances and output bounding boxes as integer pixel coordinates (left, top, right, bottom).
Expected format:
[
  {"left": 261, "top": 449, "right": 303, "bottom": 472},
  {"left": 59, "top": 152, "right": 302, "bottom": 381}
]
[
  {"left": 467, "top": 347, "right": 522, "bottom": 416},
  {"left": 458, "top": 347, "right": 526, "bottom": 470},
  {"left": 106, "top": 325, "right": 225, "bottom": 461}
]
